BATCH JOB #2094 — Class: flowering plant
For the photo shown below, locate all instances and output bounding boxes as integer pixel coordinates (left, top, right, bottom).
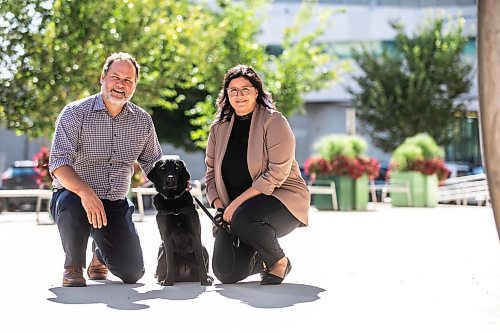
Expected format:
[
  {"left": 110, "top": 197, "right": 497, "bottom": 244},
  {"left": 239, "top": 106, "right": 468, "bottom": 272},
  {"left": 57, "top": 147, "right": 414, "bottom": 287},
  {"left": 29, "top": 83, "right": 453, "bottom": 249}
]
[
  {"left": 32, "top": 146, "right": 52, "bottom": 188},
  {"left": 304, "top": 134, "right": 380, "bottom": 180},
  {"left": 304, "top": 156, "right": 331, "bottom": 176},
  {"left": 305, "top": 155, "right": 380, "bottom": 180},
  {"left": 389, "top": 133, "right": 450, "bottom": 181},
  {"left": 388, "top": 158, "right": 449, "bottom": 181}
]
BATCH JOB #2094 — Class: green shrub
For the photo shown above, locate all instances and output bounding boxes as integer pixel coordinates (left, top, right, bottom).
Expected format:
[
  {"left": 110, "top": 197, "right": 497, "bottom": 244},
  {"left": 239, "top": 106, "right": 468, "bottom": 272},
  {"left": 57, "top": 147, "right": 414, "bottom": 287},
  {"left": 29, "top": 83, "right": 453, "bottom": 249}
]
[
  {"left": 390, "top": 133, "right": 449, "bottom": 180},
  {"left": 313, "top": 134, "right": 368, "bottom": 160},
  {"left": 306, "top": 134, "right": 380, "bottom": 179},
  {"left": 391, "top": 133, "right": 444, "bottom": 170},
  {"left": 403, "top": 133, "right": 445, "bottom": 160}
]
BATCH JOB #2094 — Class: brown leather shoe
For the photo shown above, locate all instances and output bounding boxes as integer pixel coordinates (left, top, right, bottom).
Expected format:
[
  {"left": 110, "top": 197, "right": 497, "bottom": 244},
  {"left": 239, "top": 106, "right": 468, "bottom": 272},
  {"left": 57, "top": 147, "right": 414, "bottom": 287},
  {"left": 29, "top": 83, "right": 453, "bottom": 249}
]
[
  {"left": 87, "top": 253, "right": 108, "bottom": 280},
  {"left": 62, "top": 266, "right": 86, "bottom": 287}
]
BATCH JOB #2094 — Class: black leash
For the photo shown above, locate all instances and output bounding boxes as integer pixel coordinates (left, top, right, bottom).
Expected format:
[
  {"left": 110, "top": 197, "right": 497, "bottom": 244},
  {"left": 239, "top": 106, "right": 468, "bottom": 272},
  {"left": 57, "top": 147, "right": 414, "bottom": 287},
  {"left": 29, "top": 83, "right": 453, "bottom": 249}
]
[{"left": 193, "top": 196, "right": 240, "bottom": 247}]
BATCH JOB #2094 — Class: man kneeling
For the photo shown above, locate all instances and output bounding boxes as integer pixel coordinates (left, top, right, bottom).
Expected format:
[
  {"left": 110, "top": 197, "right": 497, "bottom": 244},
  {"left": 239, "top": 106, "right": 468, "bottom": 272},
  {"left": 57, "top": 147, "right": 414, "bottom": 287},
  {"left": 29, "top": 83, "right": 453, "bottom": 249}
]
[{"left": 49, "top": 52, "right": 162, "bottom": 287}]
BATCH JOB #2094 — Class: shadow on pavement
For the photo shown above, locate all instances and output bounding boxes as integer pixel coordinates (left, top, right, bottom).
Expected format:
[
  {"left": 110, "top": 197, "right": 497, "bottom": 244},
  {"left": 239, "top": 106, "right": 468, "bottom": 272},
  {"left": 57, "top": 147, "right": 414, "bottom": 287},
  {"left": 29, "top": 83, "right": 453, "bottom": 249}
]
[
  {"left": 47, "top": 280, "right": 326, "bottom": 310},
  {"left": 214, "top": 281, "right": 326, "bottom": 308},
  {"left": 48, "top": 280, "right": 209, "bottom": 310}
]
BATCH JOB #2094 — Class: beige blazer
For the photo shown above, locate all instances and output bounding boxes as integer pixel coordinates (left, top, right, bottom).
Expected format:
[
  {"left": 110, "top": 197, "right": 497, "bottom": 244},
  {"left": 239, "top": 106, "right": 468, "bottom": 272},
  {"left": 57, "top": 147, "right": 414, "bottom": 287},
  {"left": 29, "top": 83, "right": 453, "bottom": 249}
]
[{"left": 205, "top": 105, "right": 310, "bottom": 226}]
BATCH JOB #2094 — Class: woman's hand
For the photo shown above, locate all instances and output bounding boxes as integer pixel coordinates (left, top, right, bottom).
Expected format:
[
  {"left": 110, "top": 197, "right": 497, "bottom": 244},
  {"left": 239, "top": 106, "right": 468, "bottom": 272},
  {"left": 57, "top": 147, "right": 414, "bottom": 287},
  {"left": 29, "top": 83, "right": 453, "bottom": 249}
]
[
  {"left": 223, "top": 200, "right": 240, "bottom": 223},
  {"left": 212, "top": 198, "right": 224, "bottom": 210},
  {"left": 223, "top": 187, "right": 261, "bottom": 222}
]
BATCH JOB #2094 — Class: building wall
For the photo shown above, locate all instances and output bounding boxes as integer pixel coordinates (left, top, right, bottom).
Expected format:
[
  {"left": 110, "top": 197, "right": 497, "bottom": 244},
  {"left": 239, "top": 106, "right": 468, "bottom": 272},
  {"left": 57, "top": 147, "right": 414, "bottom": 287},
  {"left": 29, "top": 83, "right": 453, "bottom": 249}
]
[
  {"left": 290, "top": 103, "right": 347, "bottom": 165},
  {"left": 0, "top": 127, "right": 50, "bottom": 173},
  {"left": 288, "top": 103, "right": 392, "bottom": 167},
  {"left": 160, "top": 143, "right": 206, "bottom": 181}
]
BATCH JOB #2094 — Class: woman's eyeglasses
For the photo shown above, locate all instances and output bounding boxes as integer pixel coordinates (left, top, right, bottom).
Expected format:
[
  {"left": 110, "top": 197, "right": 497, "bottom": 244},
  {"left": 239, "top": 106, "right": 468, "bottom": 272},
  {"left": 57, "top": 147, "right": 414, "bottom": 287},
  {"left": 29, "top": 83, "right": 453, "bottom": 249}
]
[{"left": 227, "top": 86, "right": 254, "bottom": 97}]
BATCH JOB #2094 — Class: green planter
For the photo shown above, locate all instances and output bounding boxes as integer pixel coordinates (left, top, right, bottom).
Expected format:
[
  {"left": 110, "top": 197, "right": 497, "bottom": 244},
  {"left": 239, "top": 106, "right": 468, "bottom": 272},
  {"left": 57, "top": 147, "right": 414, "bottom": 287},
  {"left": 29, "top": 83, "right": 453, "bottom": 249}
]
[
  {"left": 311, "top": 176, "right": 335, "bottom": 211},
  {"left": 312, "top": 174, "right": 369, "bottom": 211},
  {"left": 390, "top": 171, "right": 438, "bottom": 207}
]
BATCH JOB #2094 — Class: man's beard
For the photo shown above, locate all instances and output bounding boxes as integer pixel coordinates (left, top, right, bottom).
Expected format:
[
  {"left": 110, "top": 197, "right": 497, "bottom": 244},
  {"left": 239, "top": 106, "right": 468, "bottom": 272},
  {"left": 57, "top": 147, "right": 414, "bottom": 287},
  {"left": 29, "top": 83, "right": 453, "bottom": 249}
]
[
  {"left": 101, "top": 83, "right": 134, "bottom": 106},
  {"left": 103, "top": 90, "right": 131, "bottom": 105}
]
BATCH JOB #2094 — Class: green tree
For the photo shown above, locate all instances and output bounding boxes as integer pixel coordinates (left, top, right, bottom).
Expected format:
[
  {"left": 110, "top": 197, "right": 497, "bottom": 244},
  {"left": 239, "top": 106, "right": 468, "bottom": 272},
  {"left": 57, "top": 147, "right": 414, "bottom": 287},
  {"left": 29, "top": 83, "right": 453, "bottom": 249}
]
[
  {"left": 0, "top": 0, "right": 348, "bottom": 149},
  {"left": 0, "top": 0, "right": 215, "bottom": 137},
  {"left": 349, "top": 15, "right": 473, "bottom": 152},
  {"left": 188, "top": 0, "right": 347, "bottom": 148}
]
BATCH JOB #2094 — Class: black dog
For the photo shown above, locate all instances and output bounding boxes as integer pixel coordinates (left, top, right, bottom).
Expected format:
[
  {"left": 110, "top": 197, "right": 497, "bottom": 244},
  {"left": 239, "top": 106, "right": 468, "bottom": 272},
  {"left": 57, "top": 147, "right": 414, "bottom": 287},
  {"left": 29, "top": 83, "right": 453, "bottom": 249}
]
[{"left": 147, "top": 158, "right": 213, "bottom": 286}]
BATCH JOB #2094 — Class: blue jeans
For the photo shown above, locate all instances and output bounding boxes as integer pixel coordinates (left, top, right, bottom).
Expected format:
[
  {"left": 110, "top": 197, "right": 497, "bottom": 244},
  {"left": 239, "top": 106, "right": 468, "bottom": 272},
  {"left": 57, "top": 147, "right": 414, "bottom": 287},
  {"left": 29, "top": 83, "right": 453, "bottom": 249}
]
[{"left": 50, "top": 188, "right": 144, "bottom": 284}]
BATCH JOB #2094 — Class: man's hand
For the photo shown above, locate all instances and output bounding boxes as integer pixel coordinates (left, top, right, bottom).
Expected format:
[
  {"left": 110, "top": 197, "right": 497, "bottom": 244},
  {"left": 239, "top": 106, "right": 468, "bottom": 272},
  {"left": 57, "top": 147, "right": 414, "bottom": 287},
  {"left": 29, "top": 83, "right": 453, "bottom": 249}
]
[
  {"left": 80, "top": 189, "right": 107, "bottom": 228},
  {"left": 52, "top": 165, "right": 107, "bottom": 228}
]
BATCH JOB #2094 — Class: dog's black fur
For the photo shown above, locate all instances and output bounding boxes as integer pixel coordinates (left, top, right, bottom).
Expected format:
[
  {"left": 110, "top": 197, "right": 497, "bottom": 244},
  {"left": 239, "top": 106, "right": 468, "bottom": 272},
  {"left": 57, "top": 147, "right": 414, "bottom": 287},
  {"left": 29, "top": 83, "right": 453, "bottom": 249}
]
[{"left": 147, "top": 158, "right": 212, "bottom": 286}]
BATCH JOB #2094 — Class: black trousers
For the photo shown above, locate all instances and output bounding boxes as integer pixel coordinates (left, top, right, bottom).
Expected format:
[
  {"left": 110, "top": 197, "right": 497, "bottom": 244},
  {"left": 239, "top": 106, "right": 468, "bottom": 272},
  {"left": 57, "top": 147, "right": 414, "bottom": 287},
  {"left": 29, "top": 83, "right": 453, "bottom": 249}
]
[
  {"left": 50, "top": 188, "right": 144, "bottom": 284},
  {"left": 212, "top": 194, "right": 301, "bottom": 284}
]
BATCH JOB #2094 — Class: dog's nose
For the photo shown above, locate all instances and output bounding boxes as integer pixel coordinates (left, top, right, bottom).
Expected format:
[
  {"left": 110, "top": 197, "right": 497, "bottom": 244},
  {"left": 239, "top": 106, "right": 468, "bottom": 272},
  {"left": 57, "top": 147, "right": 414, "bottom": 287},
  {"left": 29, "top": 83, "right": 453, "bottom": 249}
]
[{"left": 165, "top": 175, "right": 176, "bottom": 187}]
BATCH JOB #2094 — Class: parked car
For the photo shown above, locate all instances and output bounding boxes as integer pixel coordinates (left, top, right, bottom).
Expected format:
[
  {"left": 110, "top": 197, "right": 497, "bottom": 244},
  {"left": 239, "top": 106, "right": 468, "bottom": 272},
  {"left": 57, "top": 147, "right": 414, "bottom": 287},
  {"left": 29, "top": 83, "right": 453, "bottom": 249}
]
[{"left": 0, "top": 160, "right": 41, "bottom": 211}]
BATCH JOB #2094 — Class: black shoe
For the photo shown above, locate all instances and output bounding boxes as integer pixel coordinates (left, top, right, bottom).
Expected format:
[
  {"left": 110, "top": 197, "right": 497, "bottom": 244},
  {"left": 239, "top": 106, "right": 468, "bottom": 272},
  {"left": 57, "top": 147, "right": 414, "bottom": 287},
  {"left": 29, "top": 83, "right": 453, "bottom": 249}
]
[{"left": 260, "top": 258, "right": 292, "bottom": 285}]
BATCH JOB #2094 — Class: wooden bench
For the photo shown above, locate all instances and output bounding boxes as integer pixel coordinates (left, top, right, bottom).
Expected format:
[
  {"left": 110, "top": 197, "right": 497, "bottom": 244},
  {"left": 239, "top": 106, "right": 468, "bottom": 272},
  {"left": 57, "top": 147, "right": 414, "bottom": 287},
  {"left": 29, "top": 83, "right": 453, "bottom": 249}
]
[
  {"left": 308, "top": 182, "right": 338, "bottom": 211},
  {"left": 438, "top": 173, "right": 490, "bottom": 206},
  {"left": 369, "top": 179, "right": 412, "bottom": 206},
  {"left": 130, "top": 180, "right": 204, "bottom": 222},
  {"left": 0, "top": 189, "right": 53, "bottom": 224}
]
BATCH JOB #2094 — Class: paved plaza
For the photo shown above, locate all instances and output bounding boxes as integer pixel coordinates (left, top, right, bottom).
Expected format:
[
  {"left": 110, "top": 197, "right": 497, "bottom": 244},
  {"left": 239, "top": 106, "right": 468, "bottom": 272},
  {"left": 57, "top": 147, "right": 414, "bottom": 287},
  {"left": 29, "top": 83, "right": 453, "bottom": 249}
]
[{"left": 1, "top": 204, "right": 500, "bottom": 332}]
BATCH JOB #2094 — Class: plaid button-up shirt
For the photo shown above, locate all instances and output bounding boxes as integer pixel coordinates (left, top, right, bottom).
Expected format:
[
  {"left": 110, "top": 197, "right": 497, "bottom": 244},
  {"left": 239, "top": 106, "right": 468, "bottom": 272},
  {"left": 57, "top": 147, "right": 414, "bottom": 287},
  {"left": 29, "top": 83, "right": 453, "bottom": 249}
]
[{"left": 49, "top": 93, "right": 163, "bottom": 200}]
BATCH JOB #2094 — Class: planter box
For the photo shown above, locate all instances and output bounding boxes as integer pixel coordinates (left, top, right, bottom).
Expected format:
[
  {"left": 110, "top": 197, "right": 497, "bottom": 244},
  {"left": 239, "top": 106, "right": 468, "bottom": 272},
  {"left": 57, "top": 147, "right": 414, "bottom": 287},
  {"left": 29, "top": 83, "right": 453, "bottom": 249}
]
[
  {"left": 312, "top": 174, "right": 369, "bottom": 211},
  {"left": 390, "top": 171, "right": 438, "bottom": 207}
]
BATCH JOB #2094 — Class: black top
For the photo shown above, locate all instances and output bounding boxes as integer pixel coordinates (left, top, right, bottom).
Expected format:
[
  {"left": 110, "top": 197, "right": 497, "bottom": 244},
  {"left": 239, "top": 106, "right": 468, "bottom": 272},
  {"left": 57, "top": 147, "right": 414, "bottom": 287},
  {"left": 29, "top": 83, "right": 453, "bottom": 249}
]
[{"left": 222, "top": 112, "right": 254, "bottom": 202}]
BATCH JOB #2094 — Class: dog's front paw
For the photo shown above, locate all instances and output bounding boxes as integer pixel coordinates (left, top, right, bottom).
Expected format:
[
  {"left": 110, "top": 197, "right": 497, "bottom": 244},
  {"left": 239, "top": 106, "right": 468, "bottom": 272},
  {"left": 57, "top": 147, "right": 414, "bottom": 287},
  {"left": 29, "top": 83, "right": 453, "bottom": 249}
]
[
  {"left": 159, "top": 279, "right": 174, "bottom": 286},
  {"left": 201, "top": 275, "right": 214, "bottom": 286}
]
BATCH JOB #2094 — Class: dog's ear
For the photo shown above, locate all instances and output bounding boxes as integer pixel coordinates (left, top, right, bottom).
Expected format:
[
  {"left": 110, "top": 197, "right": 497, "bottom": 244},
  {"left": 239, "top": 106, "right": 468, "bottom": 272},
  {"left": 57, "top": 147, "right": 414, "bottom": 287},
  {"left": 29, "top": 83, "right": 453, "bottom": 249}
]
[
  {"left": 147, "top": 160, "right": 163, "bottom": 186},
  {"left": 180, "top": 160, "right": 191, "bottom": 180}
]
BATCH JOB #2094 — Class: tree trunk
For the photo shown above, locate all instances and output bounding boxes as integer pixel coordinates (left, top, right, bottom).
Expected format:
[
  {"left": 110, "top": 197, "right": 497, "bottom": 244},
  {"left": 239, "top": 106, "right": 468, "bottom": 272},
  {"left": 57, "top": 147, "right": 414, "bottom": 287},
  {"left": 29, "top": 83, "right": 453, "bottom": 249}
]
[{"left": 477, "top": 0, "right": 500, "bottom": 240}]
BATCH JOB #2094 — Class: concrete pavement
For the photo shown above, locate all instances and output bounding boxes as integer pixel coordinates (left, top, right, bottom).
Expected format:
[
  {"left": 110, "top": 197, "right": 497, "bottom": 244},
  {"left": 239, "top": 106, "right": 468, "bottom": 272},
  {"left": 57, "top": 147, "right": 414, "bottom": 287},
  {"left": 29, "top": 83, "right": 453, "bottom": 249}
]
[{"left": 1, "top": 204, "right": 500, "bottom": 332}]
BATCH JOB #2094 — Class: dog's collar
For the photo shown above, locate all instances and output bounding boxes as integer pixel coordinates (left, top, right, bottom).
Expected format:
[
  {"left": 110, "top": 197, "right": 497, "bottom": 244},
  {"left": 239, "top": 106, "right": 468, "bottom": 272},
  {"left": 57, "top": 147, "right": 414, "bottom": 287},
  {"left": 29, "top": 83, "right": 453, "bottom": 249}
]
[
  {"left": 157, "top": 204, "right": 196, "bottom": 216},
  {"left": 159, "top": 188, "right": 187, "bottom": 201}
]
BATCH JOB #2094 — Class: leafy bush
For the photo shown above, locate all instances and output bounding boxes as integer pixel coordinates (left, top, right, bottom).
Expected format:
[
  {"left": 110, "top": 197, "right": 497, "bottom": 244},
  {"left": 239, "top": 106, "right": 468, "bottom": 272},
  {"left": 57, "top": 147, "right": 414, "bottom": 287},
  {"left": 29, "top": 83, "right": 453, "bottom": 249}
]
[
  {"left": 305, "top": 135, "right": 379, "bottom": 180},
  {"left": 390, "top": 133, "right": 449, "bottom": 181},
  {"left": 313, "top": 134, "right": 368, "bottom": 160}
]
